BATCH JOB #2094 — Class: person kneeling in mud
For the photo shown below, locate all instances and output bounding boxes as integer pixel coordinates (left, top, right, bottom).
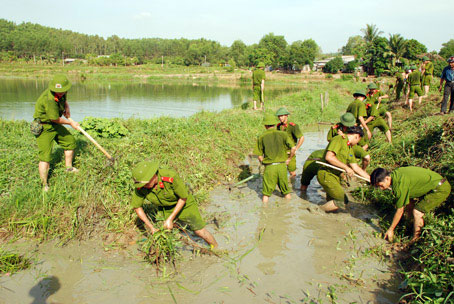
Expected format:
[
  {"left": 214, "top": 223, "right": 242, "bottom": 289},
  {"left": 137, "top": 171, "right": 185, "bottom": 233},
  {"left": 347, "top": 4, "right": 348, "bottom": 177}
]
[
  {"left": 370, "top": 167, "right": 451, "bottom": 244},
  {"left": 131, "top": 160, "right": 218, "bottom": 248},
  {"left": 256, "top": 113, "right": 296, "bottom": 205},
  {"left": 326, "top": 112, "right": 371, "bottom": 170},
  {"left": 317, "top": 126, "right": 370, "bottom": 212}
]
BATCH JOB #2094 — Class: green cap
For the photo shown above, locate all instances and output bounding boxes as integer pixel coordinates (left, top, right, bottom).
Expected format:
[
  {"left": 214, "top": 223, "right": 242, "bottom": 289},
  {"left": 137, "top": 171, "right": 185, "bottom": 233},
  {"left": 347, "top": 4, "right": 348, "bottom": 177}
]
[
  {"left": 263, "top": 113, "right": 278, "bottom": 125},
  {"left": 132, "top": 160, "right": 159, "bottom": 188},
  {"left": 48, "top": 74, "right": 71, "bottom": 93},
  {"left": 257, "top": 62, "right": 265, "bottom": 68},
  {"left": 275, "top": 107, "right": 290, "bottom": 116},
  {"left": 404, "top": 66, "right": 410, "bottom": 71},
  {"left": 340, "top": 112, "right": 356, "bottom": 127},
  {"left": 410, "top": 65, "right": 417, "bottom": 70},
  {"left": 353, "top": 90, "right": 367, "bottom": 98},
  {"left": 422, "top": 56, "right": 430, "bottom": 61},
  {"left": 367, "top": 83, "right": 378, "bottom": 90}
]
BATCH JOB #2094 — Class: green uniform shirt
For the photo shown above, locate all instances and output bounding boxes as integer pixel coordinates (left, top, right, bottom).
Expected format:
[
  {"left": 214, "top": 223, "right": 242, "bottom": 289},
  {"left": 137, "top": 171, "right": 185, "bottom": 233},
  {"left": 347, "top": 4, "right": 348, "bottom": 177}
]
[
  {"left": 396, "top": 72, "right": 404, "bottom": 83},
  {"left": 252, "top": 69, "right": 265, "bottom": 86},
  {"left": 408, "top": 71, "right": 421, "bottom": 86},
  {"left": 257, "top": 129, "right": 294, "bottom": 164},
  {"left": 131, "top": 168, "right": 190, "bottom": 209},
  {"left": 423, "top": 62, "right": 434, "bottom": 76},
  {"left": 33, "top": 89, "right": 66, "bottom": 122},
  {"left": 391, "top": 166, "right": 443, "bottom": 209},
  {"left": 366, "top": 91, "right": 386, "bottom": 117},
  {"left": 322, "top": 135, "right": 356, "bottom": 175},
  {"left": 346, "top": 99, "right": 367, "bottom": 124},
  {"left": 327, "top": 123, "right": 345, "bottom": 142},
  {"left": 276, "top": 122, "right": 303, "bottom": 146}
]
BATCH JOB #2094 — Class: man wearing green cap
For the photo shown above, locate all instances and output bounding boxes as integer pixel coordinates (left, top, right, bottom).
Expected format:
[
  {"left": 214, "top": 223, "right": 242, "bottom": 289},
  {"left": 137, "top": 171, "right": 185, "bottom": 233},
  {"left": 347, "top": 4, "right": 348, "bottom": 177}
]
[
  {"left": 317, "top": 126, "right": 370, "bottom": 212},
  {"left": 420, "top": 56, "right": 433, "bottom": 96},
  {"left": 439, "top": 56, "right": 454, "bottom": 114},
  {"left": 346, "top": 91, "right": 372, "bottom": 140},
  {"left": 131, "top": 160, "right": 218, "bottom": 248},
  {"left": 256, "top": 113, "right": 296, "bottom": 205},
  {"left": 394, "top": 70, "right": 406, "bottom": 101},
  {"left": 252, "top": 62, "right": 266, "bottom": 110},
  {"left": 370, "top": 167, "right": 451, "bottom": 244},
  {"left": 406, "top": 65, "right": 424, "bottom": 111},
  {"left": 326, "top": 112, "right": 371, "bottom": 170},
  {"left": 33, "top": 74, "right": 80, "bottom": 191},
  {"left": 275, "top": 107, "right": 304, "bottom": 178},
  {"left": 364, "top": 83, "right": 392, "bottom": 143}
]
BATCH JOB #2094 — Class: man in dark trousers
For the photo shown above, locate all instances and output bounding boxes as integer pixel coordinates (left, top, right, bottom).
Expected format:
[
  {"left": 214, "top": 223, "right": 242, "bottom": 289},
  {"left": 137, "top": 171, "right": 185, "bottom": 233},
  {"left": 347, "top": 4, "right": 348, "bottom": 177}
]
[{"left": 439, "top": 56, "right": 454, "bottom": 114}]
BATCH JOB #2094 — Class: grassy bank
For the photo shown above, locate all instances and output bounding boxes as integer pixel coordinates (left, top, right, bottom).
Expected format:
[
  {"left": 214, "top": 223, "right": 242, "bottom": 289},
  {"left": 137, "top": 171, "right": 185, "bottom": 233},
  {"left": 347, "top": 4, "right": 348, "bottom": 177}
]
[
  {"left": 0, "top": 79, "right": 364, "bottom": 243},
  {"left": 359, "top": 95, "right": 454, "bottom": 303}
]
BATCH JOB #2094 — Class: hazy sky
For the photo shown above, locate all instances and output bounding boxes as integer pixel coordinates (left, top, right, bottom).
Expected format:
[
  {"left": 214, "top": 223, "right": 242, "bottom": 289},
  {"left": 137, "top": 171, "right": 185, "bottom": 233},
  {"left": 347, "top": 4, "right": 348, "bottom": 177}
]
[{"left": 1, "top": 0, "right": 450, "bottom": 53}]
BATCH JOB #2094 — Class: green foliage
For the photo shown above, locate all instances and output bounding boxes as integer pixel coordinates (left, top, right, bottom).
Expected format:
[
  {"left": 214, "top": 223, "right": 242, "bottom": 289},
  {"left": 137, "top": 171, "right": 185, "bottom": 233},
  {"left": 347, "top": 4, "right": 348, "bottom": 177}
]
[
  {"left": 258, "top": 33, "right": 288, "bottom": 69},
  {"left": 344, "top": 60, "right": 359, "bottom": 73},
  {"left": 361, "top": 24, "right": 384, "bottom": 44},
  {"left": 439, "top": 39, "right": 454, "bottom": 60},
  {"left": 323, "top": 57, "right": 344, "bottom": 74},
  {"left": 284, "top": 39, "right": 320, "bottom": 70},
  {"left": 80, "top": 117, "right": 129, "bottom": 138},
  {"left": 342, "top": 35, "right": 366, "bottom": 59},
  {"left": 0, "top": 249, "right": 30, "bottom": 274},
  {"left": 388, "top": 34, "right": 407, "bottom": 66},
  {"left": 403, "top": 39, "right": 428, "bottom": 61},
  {"left": 364, "top": 37, "right": 390, "bottom": 76},
  {"left": 140, "top": 229, "right": 182, "bottom": 271}
]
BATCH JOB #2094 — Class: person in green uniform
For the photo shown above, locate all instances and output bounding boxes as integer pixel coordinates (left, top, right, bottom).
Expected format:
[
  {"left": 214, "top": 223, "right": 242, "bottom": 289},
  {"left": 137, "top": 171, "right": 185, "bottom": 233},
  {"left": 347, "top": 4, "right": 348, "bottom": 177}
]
[
  {"left": 394, "top": 70, "right": 405, "bottom": 101},
  {"left": 406, "top": 65, "right": 424, "bottom": 111},
  {"left": 275, "top": 107, "right": 304, "bottom": 179},
  {"left": 256, "top": 113, "right": 296, "bottom": 205},
  {"left": 326, "top": 112, "right": 371, "bottom": 170},
  {"left": 317, "top": 126, "right": 370, "bottom": 212},
  {"left": 346, "top": 91, "right": 372, "bottom": 140},
  {"left": 33, "top": 74, "right": 80, "bottom": 191},
  {"left": 252, "top": 62, "right": 266, "bottom": 111},
  {"left": 131, "top": 160, "right": 218, "bottom": 248},
  {"left": 420, "top": 56, "right": 433, "bottom": 97},
  {"left": 364, "top": 83, "right": 392, "bottom": 143},
  {"left": 403, "top": 66, "right": 411, "bottom": 103},
  {"left": 370, "top": 167, "right": 451, "bottom": 244},
  {"left": 300, "top": 149, "right": 324, "bottom": 191}
]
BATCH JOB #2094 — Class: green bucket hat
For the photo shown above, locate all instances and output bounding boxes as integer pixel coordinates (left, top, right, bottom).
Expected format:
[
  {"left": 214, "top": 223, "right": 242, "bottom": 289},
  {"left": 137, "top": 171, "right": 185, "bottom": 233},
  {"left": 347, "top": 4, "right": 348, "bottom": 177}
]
[
  {"left": 48, "top": 74, "right": 72, "bottom": 93},
  {"left": 422, "top": 56, "right": 430, "bottom": 61},
  {"left": 132, "top": 160, "right": 159, "bottom": 188},
  {"left": 275, "top": 107, "right": 290, "bottom": 116},
  {"left": 257, "top": 62, "right": 265, "bottom": 68},
  {"left": 263, "top": 113, "right": 278, "bottom": 125},
  {"left": 340, "top": 112, "right": 356, "bottom": 127},
  {"left": 410, "top": 65, "right": 417, "bottom": 70},
  {"left": 367, "top": 83, "right": 378, "bottom": 90},
  {"left": 353, "top": 90, "right": 367, "bottom": 98}
]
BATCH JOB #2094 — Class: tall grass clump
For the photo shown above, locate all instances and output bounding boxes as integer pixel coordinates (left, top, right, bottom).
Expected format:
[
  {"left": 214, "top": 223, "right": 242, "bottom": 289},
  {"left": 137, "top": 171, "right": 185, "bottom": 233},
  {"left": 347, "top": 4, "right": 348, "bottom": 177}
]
[{"left": 0, "top": 249, "right": 30, "bottom": 274}]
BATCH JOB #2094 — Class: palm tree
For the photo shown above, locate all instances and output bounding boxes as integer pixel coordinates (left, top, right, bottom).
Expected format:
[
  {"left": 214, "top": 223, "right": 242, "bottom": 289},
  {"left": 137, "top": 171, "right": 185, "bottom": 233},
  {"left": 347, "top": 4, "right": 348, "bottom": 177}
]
[
  {"left": 361, "top": 24, "right": 383, "bottom": 44},
  {"left": 388, "top": 34, "right": 407, "bottom": 66}
]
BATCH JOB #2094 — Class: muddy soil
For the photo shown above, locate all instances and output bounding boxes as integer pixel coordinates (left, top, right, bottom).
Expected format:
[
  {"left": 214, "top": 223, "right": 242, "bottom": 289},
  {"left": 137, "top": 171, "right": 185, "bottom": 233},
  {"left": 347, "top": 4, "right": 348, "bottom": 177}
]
[{"left": 0, "top": 130, "right": 401, "bottom": 304}]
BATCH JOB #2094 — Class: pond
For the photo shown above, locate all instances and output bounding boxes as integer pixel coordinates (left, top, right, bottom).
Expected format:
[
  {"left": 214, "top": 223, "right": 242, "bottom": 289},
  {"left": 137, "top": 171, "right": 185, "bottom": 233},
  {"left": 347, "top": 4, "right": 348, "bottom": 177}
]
[{"left": 0, "top": 78, "right": 301, "bottom": 121}]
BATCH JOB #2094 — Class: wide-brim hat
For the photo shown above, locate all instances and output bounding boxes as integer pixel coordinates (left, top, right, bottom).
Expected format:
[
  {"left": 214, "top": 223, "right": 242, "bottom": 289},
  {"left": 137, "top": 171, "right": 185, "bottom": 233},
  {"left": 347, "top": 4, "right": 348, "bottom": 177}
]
[
  {"left": 132, "top": 160, "right": 159, "bottom": 188},
  {"left": 257, "top": 62, "right": 265, "bottom": 68},
  {"left": 410, "top": 65, "right": 417, "bottom": 70},
  {"left": 48, "top": 74, "right": 72, "bottom": 93},
  {"left": 275, "top": 107, "right": 290, "bottom": 116},
  {"left": 353, "top": 90, "right": 367, "bottom": 98},
  {"left": 340, "top": 112, "right": 356, "bottom": 127},
  {"left": 367, "top": 83, "right": 378, "bottom": 90},
  {"left": 263, "top": 113, "right": 279, "bottom": 125},
  {"left": 422, "top": 56, "right": 430, "bottom": 61}
]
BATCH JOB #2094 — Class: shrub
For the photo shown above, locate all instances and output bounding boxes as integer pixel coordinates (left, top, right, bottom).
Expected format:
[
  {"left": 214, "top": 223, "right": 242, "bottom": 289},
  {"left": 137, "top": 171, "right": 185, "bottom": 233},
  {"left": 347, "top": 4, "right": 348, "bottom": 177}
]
[
  {"left": 323, "top": 57, "right": 344, "bottom": 74},
  {"left": 80, "top": 117, "right": 129, "bottom": 138}
]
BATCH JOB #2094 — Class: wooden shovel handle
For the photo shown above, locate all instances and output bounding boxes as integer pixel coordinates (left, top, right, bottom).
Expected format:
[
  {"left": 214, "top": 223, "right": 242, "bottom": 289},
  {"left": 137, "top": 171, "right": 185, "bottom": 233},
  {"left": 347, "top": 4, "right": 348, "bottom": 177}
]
[{"left": 68, "top": 118, "right": 113, "bottom": 160}]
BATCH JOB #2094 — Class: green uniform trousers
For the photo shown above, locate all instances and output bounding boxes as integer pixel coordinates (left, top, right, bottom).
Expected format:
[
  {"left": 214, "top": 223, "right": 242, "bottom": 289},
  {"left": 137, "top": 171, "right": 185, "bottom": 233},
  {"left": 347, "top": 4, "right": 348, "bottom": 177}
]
[
  {"left": 408, "top": 85, "right": 423, "bottom": 99},
  {"left": 396, "top": 82, "right": 404, "bottom": 100},
  {"left": 287, "top": 155, "right": 296, "bottom": 172},
  {"left": 36, "top": 123, "right": 76, "bottom": 162},
  {"left": 155, "top": 196, "right": 206, "bottom": 231},
  {"left": 317, "top": 169, "right": 348, "bottom": 207},
  {"left": 301, "top": 159, "right": 321, "bottom": 187},
  {"left": 253, "top": 86, "right": 264, "bottom": 102},
  {"left": 262, "top": 163, "right": 290, "bottom": 196},
  {"left": 415, "top": 180, "right": 451, "bottom": 214},
  {"left": 422, "top": 75, "right": 432, "bottom": 87},
  {"left": 367, "top": 117, "right": 389, "bottom": 133}
]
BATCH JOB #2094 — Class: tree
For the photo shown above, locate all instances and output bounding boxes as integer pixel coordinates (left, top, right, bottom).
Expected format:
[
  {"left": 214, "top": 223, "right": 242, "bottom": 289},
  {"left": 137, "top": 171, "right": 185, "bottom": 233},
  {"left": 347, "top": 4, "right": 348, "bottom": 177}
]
[
  {"left": 341, "top": 35, "right": 366, "bottom": 59},
  {"left": 229, "top": 40, "right": 247, "bottom": 66},
  {"left": 284, "top": 39, "right": 320, "bottom": 70},
  {"left": 258, "top": 33, "right": 288, "bottom": 68},
  {"left": 364, "top": 37, "right": 390, "bottom": 76},
  {"left": 388, "top": 34, "right": 407, "bottom": 66},
  {"left": 403, "top": 39, "right": 427, "bottom": 61},
  {"left": 323, "top": 57, "right": 344, "bottom": 74},
  {"left": 439, "top": 39, "right": 454, "bottom": 60},
  {"left": 361, "top": 24, "right": 383, "bottom": 44}
]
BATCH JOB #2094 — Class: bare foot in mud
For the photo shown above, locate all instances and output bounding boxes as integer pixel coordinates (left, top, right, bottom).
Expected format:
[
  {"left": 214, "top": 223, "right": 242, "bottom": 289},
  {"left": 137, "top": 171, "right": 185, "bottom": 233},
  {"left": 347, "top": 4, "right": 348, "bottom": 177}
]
[
  {"left": 320, "top": 201, "right": 339, "bottom": 213},
  {"left": 284, "top": 193, "right": 291, "bottom": 200}
]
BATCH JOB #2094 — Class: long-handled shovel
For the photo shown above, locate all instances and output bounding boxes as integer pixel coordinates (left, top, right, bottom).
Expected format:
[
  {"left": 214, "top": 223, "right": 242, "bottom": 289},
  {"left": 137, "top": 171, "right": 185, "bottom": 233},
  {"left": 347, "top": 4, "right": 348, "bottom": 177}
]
[
  {"left": 315, "top": 161, "right": 369, "bottom": 182},
  {"left": 68, "top": 118, "right": 115, "bottom": 164}
]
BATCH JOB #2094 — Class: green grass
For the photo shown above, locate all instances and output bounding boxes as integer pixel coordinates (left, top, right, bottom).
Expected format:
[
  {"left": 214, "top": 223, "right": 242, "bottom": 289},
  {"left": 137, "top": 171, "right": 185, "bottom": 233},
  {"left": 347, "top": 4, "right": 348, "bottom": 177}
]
[{"left": 0, "top": 249, "right": 30, "bottom": 274}]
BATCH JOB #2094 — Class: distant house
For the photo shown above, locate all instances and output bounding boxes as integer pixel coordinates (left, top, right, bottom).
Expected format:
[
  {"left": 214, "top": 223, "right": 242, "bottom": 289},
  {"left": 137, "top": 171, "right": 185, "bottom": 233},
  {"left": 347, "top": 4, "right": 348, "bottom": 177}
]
[{"left": 313, "top": 55, "right": 356, "bottom": 71}]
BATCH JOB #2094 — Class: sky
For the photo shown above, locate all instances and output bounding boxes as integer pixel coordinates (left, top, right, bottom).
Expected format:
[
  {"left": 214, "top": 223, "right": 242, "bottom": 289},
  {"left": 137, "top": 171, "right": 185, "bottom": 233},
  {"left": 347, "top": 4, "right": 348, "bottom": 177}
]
[{"left": 0, "top": 0, "right": 450, "bottom": 53}]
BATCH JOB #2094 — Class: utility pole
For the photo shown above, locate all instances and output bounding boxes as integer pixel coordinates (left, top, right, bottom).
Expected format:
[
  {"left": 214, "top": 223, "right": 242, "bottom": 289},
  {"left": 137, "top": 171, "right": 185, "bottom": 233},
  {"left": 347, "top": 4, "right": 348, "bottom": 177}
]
[
  {"left": 62, "top": 52, "right": 64, "bottom": 66},
  {"left": 161, "top": 55, "right": 164, "bottom": 68}
]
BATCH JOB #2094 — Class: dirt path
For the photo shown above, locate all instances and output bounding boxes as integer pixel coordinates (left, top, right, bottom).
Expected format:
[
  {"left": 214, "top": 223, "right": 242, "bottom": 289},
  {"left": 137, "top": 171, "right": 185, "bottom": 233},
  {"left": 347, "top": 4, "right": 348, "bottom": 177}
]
[{"left": 0, "top": 130, "right": 401, "bottom": 303}]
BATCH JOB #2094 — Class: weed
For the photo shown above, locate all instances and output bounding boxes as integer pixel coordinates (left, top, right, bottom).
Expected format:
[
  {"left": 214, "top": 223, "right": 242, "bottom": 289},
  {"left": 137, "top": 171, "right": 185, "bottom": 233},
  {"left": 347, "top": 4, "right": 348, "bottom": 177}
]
[{"left": 0, "top": 249, "right": 30, "bottom": 274}]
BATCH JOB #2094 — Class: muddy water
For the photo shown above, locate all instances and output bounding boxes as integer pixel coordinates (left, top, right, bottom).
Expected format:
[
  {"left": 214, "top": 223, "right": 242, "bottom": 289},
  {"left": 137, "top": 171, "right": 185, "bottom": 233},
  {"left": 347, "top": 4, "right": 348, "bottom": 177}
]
[{"left": 0, "top": 130, "right": 401, "bottom": 304}]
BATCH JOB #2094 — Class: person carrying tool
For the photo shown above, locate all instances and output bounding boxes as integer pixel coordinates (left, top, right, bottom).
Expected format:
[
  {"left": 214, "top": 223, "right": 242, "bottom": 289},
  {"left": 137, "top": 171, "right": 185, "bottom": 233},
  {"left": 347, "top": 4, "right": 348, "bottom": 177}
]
[
  {"left": 317, "top": 126, "right": 370, "bottom": 212},
  {"left": 256, "top": 113, "right": 296, "bottom": 205},
  {"left": 346, "top": 91, "right": 372, "bottom": 140},
  {"left": 406, "top": 65, "right": 424, "bottom": 111},
  {"left": 275, "top": 107, "right": 304, "bottom": 179},
  {"left": 32, "top": 74, "right": 80, "bottom": 191},
  {"left": 370, "top": 167, "right": 451, "bottom": 244},
  {"left": 252, "top": 62, "right": 266, "bottom": 110},
  {"left": 420, "top": 56, "right": 434, "bottom": 96},
  {"left": 131, "top": 160, "right": 218, "bottom": 248},
  {"left": 364, "top": 83, "right": 392, "bottom": 143},
  {"left": 439, "top": 56, "right": 454, "bottom": 114},
  {"left": 326, "top": 112, "right": 370, "bottom": 170}
]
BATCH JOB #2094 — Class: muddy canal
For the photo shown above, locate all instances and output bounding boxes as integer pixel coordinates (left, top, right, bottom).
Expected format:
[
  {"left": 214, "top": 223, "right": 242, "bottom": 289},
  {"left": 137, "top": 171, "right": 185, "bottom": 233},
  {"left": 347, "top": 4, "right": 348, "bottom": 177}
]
[{"left": 0, "top": 130, "right": 400, "bottom": 304}]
